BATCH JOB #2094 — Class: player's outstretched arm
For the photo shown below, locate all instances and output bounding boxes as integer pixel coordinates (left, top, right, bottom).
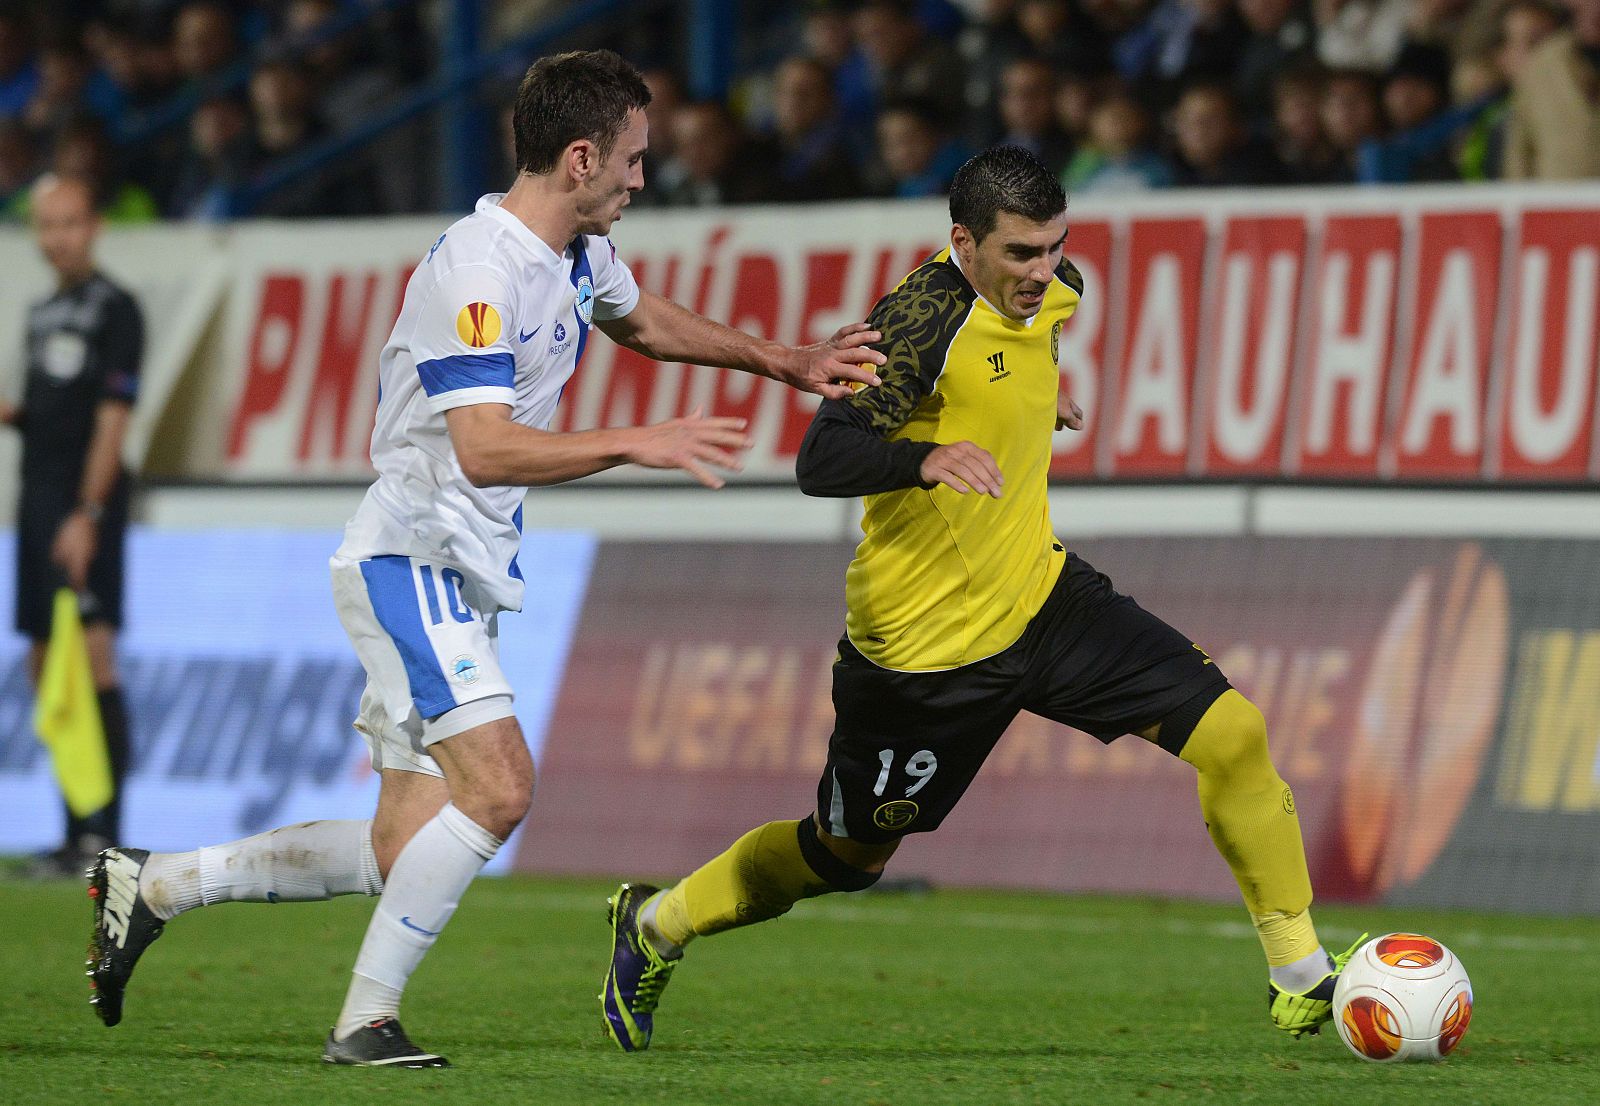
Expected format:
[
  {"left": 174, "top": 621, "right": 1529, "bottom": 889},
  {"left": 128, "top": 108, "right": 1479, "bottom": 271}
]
[
  {"left": 445, "top": 403, "right": 750, "bottom": 490},
  {"left": 597, "top": 291, "right": 885, "bottom": 400}
]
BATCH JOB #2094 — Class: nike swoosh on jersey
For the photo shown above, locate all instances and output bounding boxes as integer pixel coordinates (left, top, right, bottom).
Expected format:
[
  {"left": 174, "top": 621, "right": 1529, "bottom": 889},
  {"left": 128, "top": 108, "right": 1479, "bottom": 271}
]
[
  {"left": 400, "top": 915, "right": 443, "bottom": 937},
  {"left": 518, "top": 325, "right": 542, "bottom": 343}
]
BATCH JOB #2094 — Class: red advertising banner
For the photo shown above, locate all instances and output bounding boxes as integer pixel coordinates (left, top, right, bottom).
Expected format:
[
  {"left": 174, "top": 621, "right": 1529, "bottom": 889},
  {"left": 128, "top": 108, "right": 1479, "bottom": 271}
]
[
  {"left": 1392, "top": 211, "right": 1501, "bottom": 479},
  {"left": 518, "top": 536, "right": 1600, "bottom": 915},
  {"left": 1292, "top": 213, "right": 1403, "bottom": 478},
  {"left": 1109, "top": 217, "right": 1208, "bottom": 476},
  {"left": 1496, "top": 209, "right": 1600, "bottom": 480},
  {"left": 1200, "top": 215, "right": 1307, "bottom": 475},
  {"left": 49, "top": 185, "right": 1589, "bottom": 485}
]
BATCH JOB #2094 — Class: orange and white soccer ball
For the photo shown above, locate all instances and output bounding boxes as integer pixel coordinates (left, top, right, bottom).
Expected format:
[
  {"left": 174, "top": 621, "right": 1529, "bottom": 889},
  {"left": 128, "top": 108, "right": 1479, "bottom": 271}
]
[{"left": 1332, "top": 933, "right": 1473, "bottom": 1062}]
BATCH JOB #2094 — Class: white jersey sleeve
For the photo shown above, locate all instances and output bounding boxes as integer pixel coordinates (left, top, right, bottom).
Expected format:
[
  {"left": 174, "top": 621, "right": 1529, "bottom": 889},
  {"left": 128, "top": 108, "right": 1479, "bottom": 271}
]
[
  {"left": 585, "top": 235, "right": 640, "bottom": 322},
  {"left": 411, "top": 263, "right": 518, "bottom": 414}
]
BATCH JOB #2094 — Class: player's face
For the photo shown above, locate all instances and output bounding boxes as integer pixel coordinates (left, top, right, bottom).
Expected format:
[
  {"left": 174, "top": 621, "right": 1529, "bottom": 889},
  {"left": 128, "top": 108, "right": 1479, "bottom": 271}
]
[
  {"left": 956, "top": 210, "right": 1069, "bottom": 321},
  {"left": 32, "top": 178, "right": 99, "bottom": 281},
  {"left": 577, "top": 107, "right": 648, "bottom": 234}
]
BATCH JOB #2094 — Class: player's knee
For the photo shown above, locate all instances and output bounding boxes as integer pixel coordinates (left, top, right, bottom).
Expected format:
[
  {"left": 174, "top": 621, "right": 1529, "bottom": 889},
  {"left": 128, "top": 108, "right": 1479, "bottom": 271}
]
[
  {"left": 801, "top": 817, "right": 891, "bottom": 893},
  {"left": 1181, "top": 689, "right": 1273, "bottom": 782},
  {"left": 463, "top": 770, "right": 534, "bottom": 839}
]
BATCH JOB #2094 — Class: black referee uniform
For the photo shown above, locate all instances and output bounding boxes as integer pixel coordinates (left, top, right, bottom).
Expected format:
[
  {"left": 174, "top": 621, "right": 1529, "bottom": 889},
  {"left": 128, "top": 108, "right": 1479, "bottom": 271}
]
[{"left": 17, "top": 270, "right": 141, "bottom": 852}]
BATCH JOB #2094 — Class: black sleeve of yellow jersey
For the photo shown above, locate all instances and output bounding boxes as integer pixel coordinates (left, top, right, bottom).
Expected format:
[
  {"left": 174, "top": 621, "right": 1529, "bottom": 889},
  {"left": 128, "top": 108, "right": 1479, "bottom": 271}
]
[{"left": 794, "top": 271, "right": 970, "bottom": 498}]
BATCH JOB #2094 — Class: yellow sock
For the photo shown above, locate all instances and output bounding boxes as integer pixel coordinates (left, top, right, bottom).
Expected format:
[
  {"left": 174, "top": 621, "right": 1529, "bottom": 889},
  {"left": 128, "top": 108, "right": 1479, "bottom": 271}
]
[
  {"left": 1179, "top": 690, "right": 1322, "bottom": 967},
  {"left": 649, "top": 820, "right": 831, "bottom": 948}
]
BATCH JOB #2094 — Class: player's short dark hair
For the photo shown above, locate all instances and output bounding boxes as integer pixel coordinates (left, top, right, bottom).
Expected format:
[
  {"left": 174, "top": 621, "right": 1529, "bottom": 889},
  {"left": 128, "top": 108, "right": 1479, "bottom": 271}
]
[
  {"left": 948, "top": 145, "right": 1065, "bottom": 243},
  {"left": 512, "top": 49, "right": 652, "bottom": 176}
]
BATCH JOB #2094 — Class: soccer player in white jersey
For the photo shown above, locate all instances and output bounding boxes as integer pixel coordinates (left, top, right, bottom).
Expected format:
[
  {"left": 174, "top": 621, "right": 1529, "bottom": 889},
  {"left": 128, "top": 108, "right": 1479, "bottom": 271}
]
[{"left": 82, "top": 50, "right": 886, "bottom": 1068}]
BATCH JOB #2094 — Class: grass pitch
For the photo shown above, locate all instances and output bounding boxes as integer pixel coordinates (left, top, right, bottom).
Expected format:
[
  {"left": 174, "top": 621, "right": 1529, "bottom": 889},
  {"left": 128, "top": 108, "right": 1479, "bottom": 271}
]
[{"left": 2, "top": 874, "right": 1595, "bottom": 1106}]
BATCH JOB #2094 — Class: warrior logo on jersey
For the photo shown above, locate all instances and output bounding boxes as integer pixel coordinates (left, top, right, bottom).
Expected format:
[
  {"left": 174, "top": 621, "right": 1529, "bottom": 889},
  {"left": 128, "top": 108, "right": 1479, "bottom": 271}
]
[
  {"left": 455, "top": 302, "right": 502, "bottom": 348},
  {"left": 576, "top": 275, "right": 595, "bottom": 325}
]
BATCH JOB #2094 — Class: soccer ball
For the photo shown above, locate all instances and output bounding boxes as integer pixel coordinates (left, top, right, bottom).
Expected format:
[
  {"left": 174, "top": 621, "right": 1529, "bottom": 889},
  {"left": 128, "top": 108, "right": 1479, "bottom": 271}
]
[{"left": 1332, "top": 933, "right": 1473, "bottom": 1062}]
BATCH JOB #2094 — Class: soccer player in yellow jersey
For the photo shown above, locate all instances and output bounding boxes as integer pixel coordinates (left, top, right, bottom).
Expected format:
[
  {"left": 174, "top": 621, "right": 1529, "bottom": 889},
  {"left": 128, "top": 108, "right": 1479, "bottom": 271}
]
[{"left": 600, "top": 146, "right": 1360, "bottom": 1051}]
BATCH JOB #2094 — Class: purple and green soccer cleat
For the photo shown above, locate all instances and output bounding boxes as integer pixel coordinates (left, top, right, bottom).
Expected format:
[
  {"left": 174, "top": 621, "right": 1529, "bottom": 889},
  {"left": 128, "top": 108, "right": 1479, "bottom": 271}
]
[{"left": 600, "top": 882, "right": 679, "bottom": 1052}]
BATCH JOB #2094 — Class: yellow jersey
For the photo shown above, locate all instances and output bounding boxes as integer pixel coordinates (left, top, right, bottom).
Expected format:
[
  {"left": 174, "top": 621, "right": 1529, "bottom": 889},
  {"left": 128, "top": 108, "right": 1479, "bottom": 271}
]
[{"left": 804, "top": 247, "right": 1082, "bottom": 671}]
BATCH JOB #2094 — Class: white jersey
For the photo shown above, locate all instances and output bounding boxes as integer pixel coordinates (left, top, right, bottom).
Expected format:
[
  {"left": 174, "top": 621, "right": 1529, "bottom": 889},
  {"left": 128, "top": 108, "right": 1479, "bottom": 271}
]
[{"left": 334, "top": 193, "right": 639, "bottom": 614}]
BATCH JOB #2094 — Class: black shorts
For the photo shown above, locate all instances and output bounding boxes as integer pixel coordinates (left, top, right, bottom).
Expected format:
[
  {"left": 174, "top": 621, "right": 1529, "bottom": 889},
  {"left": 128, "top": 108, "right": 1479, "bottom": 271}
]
[
  {"left": 15, "top": 479, "right": 129, "bottom": 641},
  {"left": 816, "top": 552, "right": 1231, "bottom": 843}
]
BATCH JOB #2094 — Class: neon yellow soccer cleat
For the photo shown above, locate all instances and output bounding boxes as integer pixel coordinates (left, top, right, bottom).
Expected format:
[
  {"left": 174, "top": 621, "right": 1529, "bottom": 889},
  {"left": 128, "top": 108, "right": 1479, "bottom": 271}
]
[
  {"left": 600, "top": 883, "right": 679, "bottom": 1052},
  {"left": 1268, "top": 934, "right": 1368, "bottom": 1038}
]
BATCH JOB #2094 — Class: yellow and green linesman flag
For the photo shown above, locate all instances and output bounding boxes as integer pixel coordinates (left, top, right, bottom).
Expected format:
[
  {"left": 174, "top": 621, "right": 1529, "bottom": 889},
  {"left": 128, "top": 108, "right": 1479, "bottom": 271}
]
[{"left": 34, "top": 588, "right": 112, "bottom": 817}]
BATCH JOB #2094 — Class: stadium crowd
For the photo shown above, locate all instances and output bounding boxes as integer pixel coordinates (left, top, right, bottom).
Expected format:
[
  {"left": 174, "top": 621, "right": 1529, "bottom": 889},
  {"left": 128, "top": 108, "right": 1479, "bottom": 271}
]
[{"left": 1, "top": 0, "right": 1597, "bottom": 221}]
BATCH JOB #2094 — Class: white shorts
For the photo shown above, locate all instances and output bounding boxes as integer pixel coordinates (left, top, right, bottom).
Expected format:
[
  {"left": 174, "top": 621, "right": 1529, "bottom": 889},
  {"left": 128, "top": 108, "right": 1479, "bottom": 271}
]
[{"left": 331, "top": 555, "right": 516, "bottom": 777}]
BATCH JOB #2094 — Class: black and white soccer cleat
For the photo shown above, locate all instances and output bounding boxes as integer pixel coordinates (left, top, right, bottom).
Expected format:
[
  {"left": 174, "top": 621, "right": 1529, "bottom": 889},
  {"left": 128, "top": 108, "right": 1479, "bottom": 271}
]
[
  {"left": 85, "top": 847, "right": 166, "bottom": 1027},
  {"left": 322, "top": 1018, "right": 451, "bottom": 1068}
]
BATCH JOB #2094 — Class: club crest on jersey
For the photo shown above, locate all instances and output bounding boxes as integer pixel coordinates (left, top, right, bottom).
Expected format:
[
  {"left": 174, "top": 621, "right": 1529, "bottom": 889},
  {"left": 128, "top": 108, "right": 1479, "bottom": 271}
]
[
  {"left": 456, "top": 302, "right": 502, "bottom": 348},
  {"left": 576, "top": 275, "right": 595, "bottom": 325},
  {"left": 1051, "top": 319, "right": 1061, "bottom": 364},
  {"left": 450, "top": 654, "right": 481, "bottom": 685}
]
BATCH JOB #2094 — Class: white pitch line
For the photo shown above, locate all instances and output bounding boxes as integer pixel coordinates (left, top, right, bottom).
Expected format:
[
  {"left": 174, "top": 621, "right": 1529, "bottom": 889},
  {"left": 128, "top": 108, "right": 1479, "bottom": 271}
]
[{"left": 503, "top": 888, "right": 1598, "bottom": 955}]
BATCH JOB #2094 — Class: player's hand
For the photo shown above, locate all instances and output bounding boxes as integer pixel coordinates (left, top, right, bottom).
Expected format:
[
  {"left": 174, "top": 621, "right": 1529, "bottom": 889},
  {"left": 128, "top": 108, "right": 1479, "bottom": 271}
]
[
  {"left": 772, "top": 323, "right": 886, "bottom": 401},
  {"left": 52, "top": 509, "right": 98, "bottom": 591},
  {"left": 1056, "top": 393, "right": 1084, "bottom": 431},
  {"left": 627, "top": 409, "right": 751, "bottom": 489},
  {"left": 920, "top": 441, "right": 1003, "bottom": 498}
]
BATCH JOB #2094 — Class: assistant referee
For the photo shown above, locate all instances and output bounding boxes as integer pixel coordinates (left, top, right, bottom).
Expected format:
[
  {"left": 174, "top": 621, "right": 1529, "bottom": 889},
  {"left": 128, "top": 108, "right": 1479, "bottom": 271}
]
[{"left": 4, "top": 174, "right": 140, "bottom": 876}]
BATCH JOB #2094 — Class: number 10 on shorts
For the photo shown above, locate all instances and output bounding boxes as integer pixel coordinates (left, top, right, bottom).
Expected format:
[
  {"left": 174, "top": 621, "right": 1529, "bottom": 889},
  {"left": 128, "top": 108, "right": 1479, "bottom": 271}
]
[{"left": 873, "top": 748, "right": 939, "bottom": 797}]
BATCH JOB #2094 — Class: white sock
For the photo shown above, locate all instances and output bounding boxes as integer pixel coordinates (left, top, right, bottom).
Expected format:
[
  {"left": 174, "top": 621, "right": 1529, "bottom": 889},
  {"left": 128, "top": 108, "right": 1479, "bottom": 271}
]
[
  {"left": 638, "top": 892, "right": 684, "bottom": 959},
  {"left": 138, "top": 820, "right": 383, "bottom": 922},
  {"left": 334, "top": 803, "right": 501, "bottom": 1039},
  {"left": 1270, "top": 946, "right": 1334, "bottom": 993}
]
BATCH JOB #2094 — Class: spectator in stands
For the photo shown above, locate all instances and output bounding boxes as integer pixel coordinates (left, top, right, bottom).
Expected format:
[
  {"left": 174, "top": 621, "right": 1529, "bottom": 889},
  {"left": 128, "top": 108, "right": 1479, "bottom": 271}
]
[
  {"left": 1170, "top": 82, "right": 1285, "bottom": 185},
  {"left": 1451, "top": 50, "right": 1506, "bottom": 180},
  {"left": 49, "top": 117, "right": 158, "bottom": 223},
  {"left": 840, "top": 0, "right": 965, "bottom": 126},
  {"left": 172, "top": 2, "right": 238, "bottom": 87},
  {"left": 770, "top": 55, "right": 864, "bottom": 201},
  {"left": 1015, "top": 0, "right": 1113, "bottom": 77},
  {"left": 1455, "top": 0, "right": 1559, "bottom": 179},
  {"left": 1054, "top": 71, "right": 1115, "bottom": 149},
  {"left": 1503, "top": 0, "right": 1600, "bottom": 179},
  {"left": 1320, "top": 67, "right": 1382, "bottom": 180},
  {"left": 1119, "top": 0, "right": 1249, "bottom": 110},
  {"left": 166, "top": 94, "right": 251, "bottom": 219},
  {"left": 1064, "top": 91, "right": 1176, "bottom": 192},
  {"left": 21, "top": 40, "right": 121, "bottom": 142},
  {"left": 995, "top": 56, "right": 1074, "bottom": 176},
  {"left": 0, "top": 117, "right": 36, "bottom": 218},
  {"left": 873, "top": 97, "right": 968, "bottom": 196},
  {"left": 658, "top": 101, "right": 777, "bottom": 207},
  {"left": 1272, "top": 67, "right": 1345, "bottom": 182},
  {"left": 804, "top": 0, "right": 859, "bottom": 71},
  {"left": 639, "top": 67, "right": 685, "bottom": 167},
  {"left": 0, "top": 8, "right": 38, "bottom": 119},
  {"left": 248, "top": 59, "right": 377, "bottom": 217},
  {"left": 1356, "top": 42, "right": 1482, "bottom": 182},
  {"left": 1235, "top": 0, "right": 1319, "bottom": 128},
  {"left": 1313, "top": 0, "right": 1409, "bottom": 72},
  {"left": 281, "top": 0, "right": 420, "bottom": 211},
  {"left": 956, "top": 0, "right": 1029, "bottom": 139}
]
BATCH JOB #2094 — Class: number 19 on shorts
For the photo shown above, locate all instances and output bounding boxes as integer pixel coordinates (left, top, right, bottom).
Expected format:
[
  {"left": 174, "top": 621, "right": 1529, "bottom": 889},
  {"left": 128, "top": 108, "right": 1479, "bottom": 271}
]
[{"left": 873, "top": 748, "right": 939, "bottom": 797}]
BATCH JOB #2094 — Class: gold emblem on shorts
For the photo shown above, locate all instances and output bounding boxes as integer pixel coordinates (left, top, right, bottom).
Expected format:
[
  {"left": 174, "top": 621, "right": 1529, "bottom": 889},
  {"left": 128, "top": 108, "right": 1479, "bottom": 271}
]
[
  {"left": 1282, "top": 787, "right": 1296, "bottom": 815},
  {"left": 873, "top": 800, "right": 919, "bottom": 830}
]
